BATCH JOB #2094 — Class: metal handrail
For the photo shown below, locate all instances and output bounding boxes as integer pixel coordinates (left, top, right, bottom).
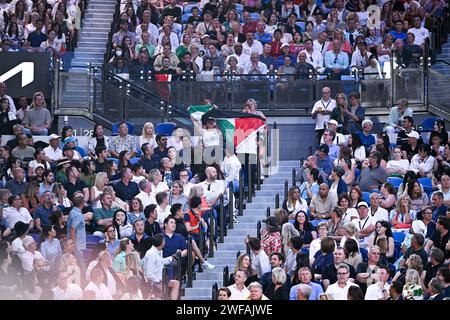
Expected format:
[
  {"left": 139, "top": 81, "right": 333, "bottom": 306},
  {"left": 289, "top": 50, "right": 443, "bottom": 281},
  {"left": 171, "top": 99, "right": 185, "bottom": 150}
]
[
  {"left": 266, "top": 206, "right": 271, "bottom": 218},
  {"left": 219, "top": 195, "right": 224, "bottom": 243},
  {"left": 186, "top": 236, "right": 193, "bottom": 288},
  {"left": 223, "top": 266, "right": 229, "bottom": 287},
  {"left": 257, "top": 220, "right": 261, "bottom": 240},
  {"left": 208, "top": 209, "right": 215, "bottom": 258},
  {"left": 228, "top": 181, "right": 234, "bottom": 230},
  {"left": 275, "top": 193, "right": 280, "bottom": 209}
]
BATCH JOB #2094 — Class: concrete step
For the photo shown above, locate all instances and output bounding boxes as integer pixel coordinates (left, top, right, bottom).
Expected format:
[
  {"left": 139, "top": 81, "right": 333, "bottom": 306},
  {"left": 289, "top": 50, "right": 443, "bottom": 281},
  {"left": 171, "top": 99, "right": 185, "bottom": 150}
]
[
  {"left": 194, "top": 271, "right": 225, "bottom": 280},
  {"left": 238, "top": 216, "right": 267, "bottom": 223},
  {"left": 217, "top": 243, "right": 246, "bottom": 251},
  {"left": 192, "top": 279, "right": 224, "bottom": 288},
  {"left": 181, "top": 295, "right": 212, "bottom": 300},
  {"left": 226, "top": 229, "right": 258, "bottom": 237}
]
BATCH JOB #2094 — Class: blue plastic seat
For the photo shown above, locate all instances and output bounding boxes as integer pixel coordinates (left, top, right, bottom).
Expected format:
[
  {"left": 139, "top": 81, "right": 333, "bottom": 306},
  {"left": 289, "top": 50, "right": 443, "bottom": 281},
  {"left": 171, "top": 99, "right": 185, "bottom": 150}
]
[
  {"left": 295, "top": 21, "right": 306, "bottom": 32},
  {"left": 75, "top": 146, "right": 87, "bottom": 158},
  {"left": 184, "top": 3, "right": 199, "bottom": 14},
  {"left": 235, "top": 3, "right": 244, "bottom": 12},
  {"left": 418, "top": 177, "right": 433, "bottom": 198},
  {"left": 362, "top": 191, "right": 371, "bottom": 204},
  {"left": 387, "top": 177, "right": 403, "bottom": 191},
  {"left": 182, "top": 13, "right": 192, "bottom": 23},
  {"left": 156, "top": 122, "right": 176, "bottom": 136},
  {"left": 310, "top": 219, "right": 327, "bottom": 227},
  {"left": 394, "top": 241, "right": 402, "bottom": 260},
  {"left": 29, "top": 233, "right": 41, "bottom": 246},
  {"left": 355, "top": 168, "right": 360, "bottom": 179},
  {"left": 301, "top": 248, "right": 309, "bottom": 255},
  {"left": 86, "top": 235, "right": 103, "bottom": 243},
  {"left": 107, "top": 157, "right": 119, "bottom": 166},
  {"left": 392, "top": 232, "right": 406, "bottom": 243},
  {"left": 112, "top": 122, "right": 135, "bottom": 135},
  {"left": 130, "top": 157, "right": 140, "bottom": 165},
  {"left": 420, "top": 117, "right": 439, "bottom": 132},
  {"left": 360, "top": 247, "right": 368, "bottom": 262},
  {"left": 250, "top": 12, "right": 260, "bottom": 21}
]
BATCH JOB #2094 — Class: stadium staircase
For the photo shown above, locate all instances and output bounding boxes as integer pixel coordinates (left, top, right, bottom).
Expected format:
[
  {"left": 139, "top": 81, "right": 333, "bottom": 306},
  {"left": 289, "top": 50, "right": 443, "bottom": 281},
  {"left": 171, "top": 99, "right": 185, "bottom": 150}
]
[
  {"left": 429, "top": 35, "right": 450, "bottom": 112},
  {"left": 182, "top": 160, "right": 297, "bottom": 300},
  {"left": 60, "top": 0, "right": 116, "bottom": 108}
]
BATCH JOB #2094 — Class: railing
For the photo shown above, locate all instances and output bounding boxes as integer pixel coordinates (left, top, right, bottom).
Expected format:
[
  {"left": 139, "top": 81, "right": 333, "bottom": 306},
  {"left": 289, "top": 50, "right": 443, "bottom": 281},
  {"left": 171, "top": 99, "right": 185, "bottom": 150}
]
[
  {"left": 223, "top": 266, "right": 229, "bottom": 287},
  {"left": 186, "top": 236, "right": 193, "bottom": 288},
  {"left": 275, "top": 193, "right": 280, "bottom": 209},
  {"left": 212, "top": 283, "right": 218, "bottom": 300}
]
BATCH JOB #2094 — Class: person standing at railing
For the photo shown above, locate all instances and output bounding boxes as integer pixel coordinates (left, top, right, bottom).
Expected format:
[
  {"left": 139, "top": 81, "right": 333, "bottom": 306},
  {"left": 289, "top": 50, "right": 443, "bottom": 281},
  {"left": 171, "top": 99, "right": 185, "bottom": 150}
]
[{"left": 311, "top": 86, "right": 336, "bottom": 145}]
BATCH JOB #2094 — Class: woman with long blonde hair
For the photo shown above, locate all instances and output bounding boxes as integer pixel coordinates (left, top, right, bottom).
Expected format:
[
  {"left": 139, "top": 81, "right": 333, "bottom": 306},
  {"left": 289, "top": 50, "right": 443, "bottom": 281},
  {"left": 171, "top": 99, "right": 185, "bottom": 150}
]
[
  {"left": 90, "top": 172, "right": 109, "bottom": 208},
  {"left": 139, "top": 122, "right": 156, "bottom": 148}
]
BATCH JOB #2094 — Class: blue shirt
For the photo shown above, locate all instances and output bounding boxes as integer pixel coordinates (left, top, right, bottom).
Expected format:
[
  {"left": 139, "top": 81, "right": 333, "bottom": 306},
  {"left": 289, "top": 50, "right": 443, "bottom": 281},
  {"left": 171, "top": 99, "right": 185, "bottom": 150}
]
[
  {"left": 34, "top": 205, "right": 54, "bottom": 228},
  {"left": 389, "top": 31, "right": 407, "bottom": 41},
  {"left": 67, "top": 207, "right": 86, "bottom": 251},
  {"left": 289, "top": 281, "right": 324, "bottom": 300},
  {"left": 113, "top": 180, "right": 139, "bottom": 202},
  {"left": 127, "top": 212, "right": 145, "bottom": 225},
  {"left": 106, "top": 239, "right": 120, "bottom": 257},
  {"left": 324, "top": 51, "right": 349, "bottom": 70},
  {"left": 38, "top": 182, "right": 54, "bottom": 197},
  {"left": 357, "top": 131, "right": 376, "bottom": 153},
  {"left": 254, "top": 32, "right": 272, "bottom": 45},
  {"left": 327, "top": 144, "right": 340, "bottom": 160},
  {"left": 162, "top": 232, "right": 187, "bottom": 258},
  {"left": 259, "top": 54, "right": 275, "bottom": 69},
  {"left": 317, "top": 155, "right": 334, "bottom": 176},
  {"left": 28, "top": 31, "right": 47, "bottom": 47}
]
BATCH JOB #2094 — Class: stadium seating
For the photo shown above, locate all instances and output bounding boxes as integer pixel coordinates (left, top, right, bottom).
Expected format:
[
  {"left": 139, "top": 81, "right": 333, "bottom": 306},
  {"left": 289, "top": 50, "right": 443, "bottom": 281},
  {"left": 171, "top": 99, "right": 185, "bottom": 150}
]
[
  {"left": 418, "top": 177, "right": 433, "bottom": 198},
  {"left": 112, "top": 122, "right": 135, "bottom": 135},
  {"left": 362, "top": 192, "right": 371, "bottom": 204},
  {"left": 420, "top": 117, "right": 439, "bottom": 132},
  {"left": 387, "top": 177, "right": 403, "bottom": 191},
  {"left": 156, "top": 122, "right": 177, "bottom": 136},
  {"left": 130, "top": 157, "right": 140, "bottom": 165},
  {"left": 360, "top": 247, "right": 368, "bottom": 262}
]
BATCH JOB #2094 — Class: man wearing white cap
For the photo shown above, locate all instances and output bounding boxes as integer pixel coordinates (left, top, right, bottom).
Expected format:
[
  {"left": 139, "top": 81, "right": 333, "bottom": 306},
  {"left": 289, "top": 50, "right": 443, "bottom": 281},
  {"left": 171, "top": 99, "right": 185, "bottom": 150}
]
[
  {"left": 43, "top": 134, "right": 63, "bottom": 164},
  {"left": 401, "top": 130, "right": 422, "bottom": 161},
  {"left": 351, "top": 201, "right": 375, "bottom": 248},
  {"left": 320, "top": 120, "right": 345, "bottom": 145}
]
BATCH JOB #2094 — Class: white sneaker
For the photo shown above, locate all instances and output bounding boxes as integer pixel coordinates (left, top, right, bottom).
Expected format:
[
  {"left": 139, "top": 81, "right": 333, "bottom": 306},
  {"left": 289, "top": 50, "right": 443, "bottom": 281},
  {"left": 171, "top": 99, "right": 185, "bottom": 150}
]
[
  {"left": 233, "top": 216, "right": 240, "bottom": 223},
  {"left": 202, "top": 261, "right": 215, "bottom": 270}
]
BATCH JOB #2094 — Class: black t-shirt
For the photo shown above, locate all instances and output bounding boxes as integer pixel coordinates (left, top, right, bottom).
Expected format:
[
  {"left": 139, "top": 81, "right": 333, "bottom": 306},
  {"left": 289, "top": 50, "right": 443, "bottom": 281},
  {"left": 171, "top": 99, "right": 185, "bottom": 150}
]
[
  {"left": 174, "top": 216, "right": 189, "bottom": 239},
  {"left": 64, "top": 179, "right": 88, "bottom": 200},
  {"left": 430, "top": 230, "right": 450, "bottom": 258},
  {"left": 144, "top": 220, "right": 162, "bottom": 238},
  {"left": 403, "top": 247, "right": 428, "bottom": 266},
  {"left": 356, "top": 262, "right": 381, "bottom": 294},
  {"left": 322, "top": 262, "right": 356, "bottom": 285},
  {"left": 401, "top": 142, "right": 421, "bottom": 161}
]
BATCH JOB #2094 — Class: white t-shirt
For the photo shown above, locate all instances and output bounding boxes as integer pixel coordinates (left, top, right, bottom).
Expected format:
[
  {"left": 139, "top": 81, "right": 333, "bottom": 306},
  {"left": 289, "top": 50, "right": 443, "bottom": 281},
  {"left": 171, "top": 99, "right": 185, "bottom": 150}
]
[
  {"left": 311, "top": 99, "right": 336, "bottom": 130},
  {"left": 351, "top": 215, "right": 375, "bottom": 248},
  {"left": 84, "top": 282, "right": 113, "bottom": 300},
  {"left": 407, "top": 27, "right": 429, "bottom": 46},
  {"left": 368, "top": 207, "right": 389, "bottom": 222},
  {"left": 52, "top": 283, "right": 84, "bottom": 300},
  {"left": 227, "top": 284, "right": 250, "bottom": 300},
  {"left": 438, "top": 185, "right": 450, "bottom": 201},
  {"left": 325, "top": 281, "right": 359, "bottom": 300},
  {"left": 386, "top": 159, "right": 410, "bottom": 173},
  {"left": 156, "top": 205, "right": 172, "bottom": 226},
  {"left": 341, "top": 208, "right": 358, "bottom": 225},
  {"left": 202, "top": 128, "right": 221, "bottom": 147}
]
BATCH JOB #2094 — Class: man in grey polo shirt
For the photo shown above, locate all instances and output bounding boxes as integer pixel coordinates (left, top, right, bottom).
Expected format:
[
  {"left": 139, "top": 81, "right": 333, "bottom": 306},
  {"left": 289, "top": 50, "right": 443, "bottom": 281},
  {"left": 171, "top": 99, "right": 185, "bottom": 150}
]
[{"left": 23, "top": 92, "right": 52, "bottom": 135}]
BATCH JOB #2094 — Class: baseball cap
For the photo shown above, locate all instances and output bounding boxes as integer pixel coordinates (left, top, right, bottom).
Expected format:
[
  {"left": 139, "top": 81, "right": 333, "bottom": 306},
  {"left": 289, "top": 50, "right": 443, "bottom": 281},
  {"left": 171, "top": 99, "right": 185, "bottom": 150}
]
[
  {"left": 317, "top": 144, "right": 329, "bottom": 154},
  {"left": 328, "top": 119, "right": 338, "bottom": 126},
  {"left": 412, "top": 220, "right": 426, "bottom": 236},
  {"left": 202, "top": 34, "right": 210, "bottom": 40},
  {"left": 281, "top": 43, "right": 290, "bottom": 49},
  {"left": 407, "top": 131, "right": 420, "bottom": 140},
  {"left": 35, "top": 164, "right": 45, "bottom": 170},
  {"left": 262, "top": 216, "right": 278, "bottom": 227},
  {"left": 63, "top": 136, "right": 77, "bottom": 145},
  {"left": 357, "top": 201, "right": 369, "bottom": 208},
  {"left": 49, "top": 134, "right": 61, "bottom": 140}
]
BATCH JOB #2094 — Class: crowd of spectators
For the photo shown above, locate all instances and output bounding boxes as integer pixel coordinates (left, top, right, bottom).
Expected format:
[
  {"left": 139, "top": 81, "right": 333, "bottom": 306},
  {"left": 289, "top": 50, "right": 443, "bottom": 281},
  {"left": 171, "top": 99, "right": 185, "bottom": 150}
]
[
  {"left": 105, "top": 0, "right": 446, "bottom": 81},
  {"left": 216, "top": 86, "right": 450, "bottom": 300},
  {"left": 0, "top": 0, "right": 86, "bottom": 55},
  {"left": 0, "top": 79, "right": 274, "bottom": 299}
]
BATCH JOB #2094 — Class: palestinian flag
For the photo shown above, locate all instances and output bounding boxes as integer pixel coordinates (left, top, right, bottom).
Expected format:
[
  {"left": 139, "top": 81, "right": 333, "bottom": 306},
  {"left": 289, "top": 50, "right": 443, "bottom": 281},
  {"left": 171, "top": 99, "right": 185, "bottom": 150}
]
[{"left": 188, "top": 105, "right": 266, "bottom": 152}]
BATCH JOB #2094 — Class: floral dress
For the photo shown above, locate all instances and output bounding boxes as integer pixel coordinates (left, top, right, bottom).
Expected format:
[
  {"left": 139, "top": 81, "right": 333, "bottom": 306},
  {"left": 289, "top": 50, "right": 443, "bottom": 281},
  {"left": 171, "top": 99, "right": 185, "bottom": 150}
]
[{"left": 402, "top": 283, "right": 423, "bottom": 300}]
